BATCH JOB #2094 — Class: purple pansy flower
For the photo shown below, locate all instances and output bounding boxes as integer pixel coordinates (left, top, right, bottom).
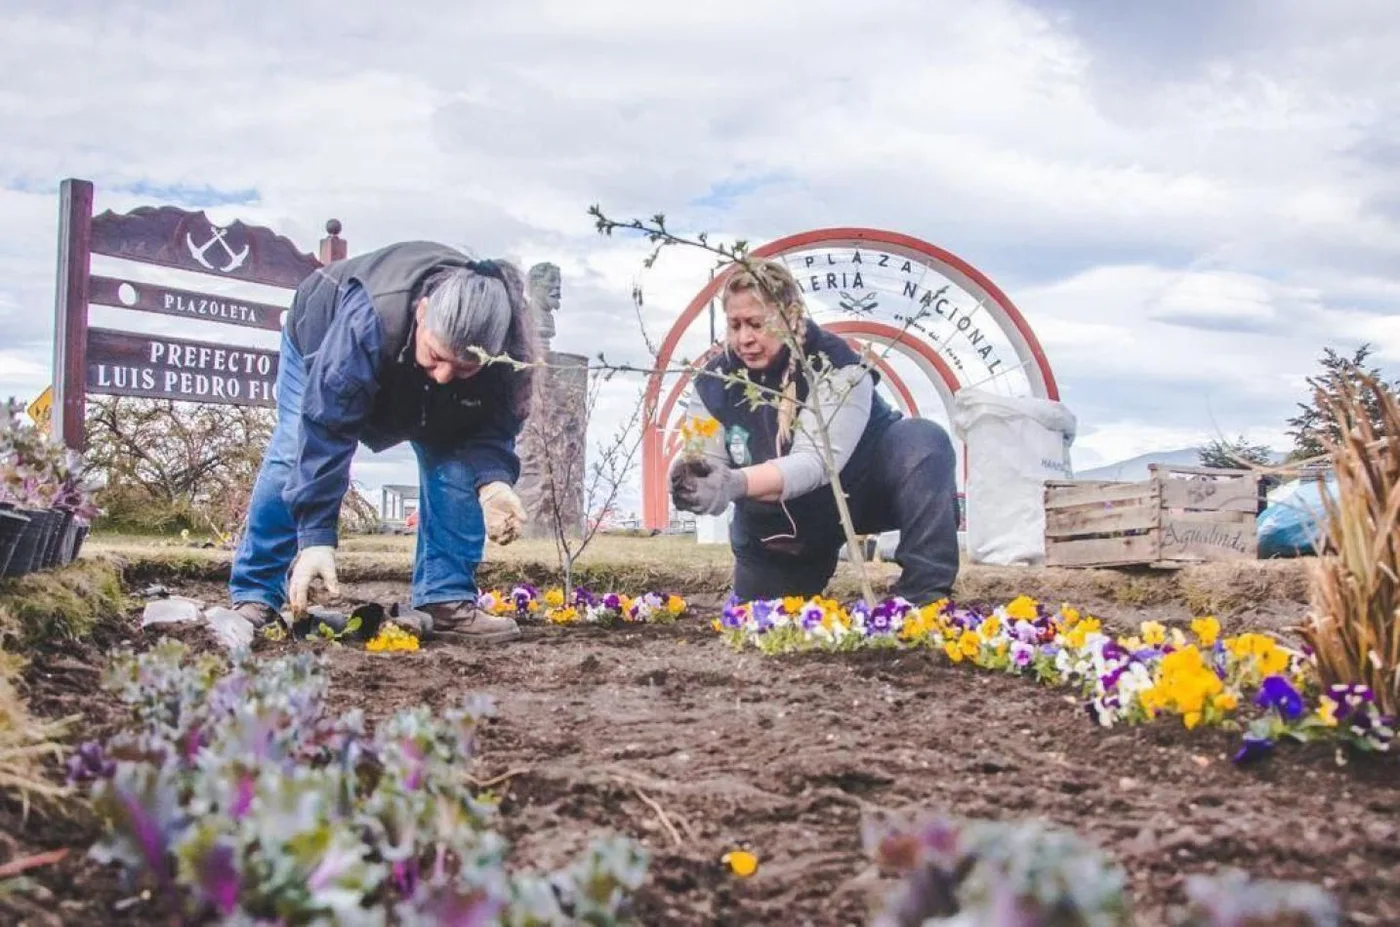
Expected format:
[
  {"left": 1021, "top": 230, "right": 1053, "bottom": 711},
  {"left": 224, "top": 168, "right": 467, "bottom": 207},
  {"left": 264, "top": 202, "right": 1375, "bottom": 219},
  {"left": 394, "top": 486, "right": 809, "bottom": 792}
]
[
  {"left": 1256, "top": 675, "right": 1304, "bottom": 721},
  {"left": 866, "top": 607, "right": 895, "bottom": 636},
  {"left": 720, "top": 604, "right": 747, "bottom": 630},
  {"left": 1010, "top": 640, "right": 1035, "bottom": 668},
  {"left": 751, "top": 599, "right": 776, "bottom": 631},
  {"left": 1232, "top": 733, "right": 1274, "bottom": 765}
]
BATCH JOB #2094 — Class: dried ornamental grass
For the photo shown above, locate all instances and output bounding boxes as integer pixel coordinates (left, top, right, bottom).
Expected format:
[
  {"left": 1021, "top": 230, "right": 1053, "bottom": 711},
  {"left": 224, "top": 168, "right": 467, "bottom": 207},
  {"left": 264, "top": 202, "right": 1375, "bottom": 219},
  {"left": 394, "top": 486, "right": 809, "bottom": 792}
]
[
  {"left": 0, "top": 654, "right": 71, "bottom": 815},
  {"left": 1300, "top": 372, "right": 1400, "bottom": 716}
]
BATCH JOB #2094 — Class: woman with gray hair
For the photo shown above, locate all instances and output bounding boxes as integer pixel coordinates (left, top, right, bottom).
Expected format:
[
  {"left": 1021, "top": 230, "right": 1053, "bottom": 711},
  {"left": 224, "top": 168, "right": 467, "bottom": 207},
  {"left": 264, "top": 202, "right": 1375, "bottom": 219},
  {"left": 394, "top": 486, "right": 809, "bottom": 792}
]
[{"left": 228, "top": 240, "right": 540, "bottom": 644}]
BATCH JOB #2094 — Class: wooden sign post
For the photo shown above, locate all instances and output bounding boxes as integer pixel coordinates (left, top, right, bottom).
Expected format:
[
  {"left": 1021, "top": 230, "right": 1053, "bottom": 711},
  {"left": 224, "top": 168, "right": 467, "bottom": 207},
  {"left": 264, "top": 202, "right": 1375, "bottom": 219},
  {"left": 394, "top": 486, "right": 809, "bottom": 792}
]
[{"left": 50, "top": 178, "right": 346, "bottom": 450}]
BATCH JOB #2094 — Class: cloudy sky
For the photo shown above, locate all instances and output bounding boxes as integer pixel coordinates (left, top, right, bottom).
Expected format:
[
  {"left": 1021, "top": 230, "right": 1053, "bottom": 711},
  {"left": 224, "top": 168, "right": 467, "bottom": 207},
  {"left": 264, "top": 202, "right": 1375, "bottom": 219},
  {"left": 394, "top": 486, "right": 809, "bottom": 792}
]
[{"left": 3, "top": 0, "right": 1398, "bottom": 516}]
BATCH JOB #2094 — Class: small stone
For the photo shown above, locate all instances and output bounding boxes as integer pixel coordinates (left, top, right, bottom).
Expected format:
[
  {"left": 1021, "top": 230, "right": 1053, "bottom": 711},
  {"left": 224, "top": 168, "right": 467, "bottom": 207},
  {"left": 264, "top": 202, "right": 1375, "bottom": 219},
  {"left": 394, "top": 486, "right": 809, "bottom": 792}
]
[
  {"left": 141, "top": 597, "right": 202, "bottom": 626},
  {"left": 1118, "top": 777, "right": 1139, "bottom": 791}
]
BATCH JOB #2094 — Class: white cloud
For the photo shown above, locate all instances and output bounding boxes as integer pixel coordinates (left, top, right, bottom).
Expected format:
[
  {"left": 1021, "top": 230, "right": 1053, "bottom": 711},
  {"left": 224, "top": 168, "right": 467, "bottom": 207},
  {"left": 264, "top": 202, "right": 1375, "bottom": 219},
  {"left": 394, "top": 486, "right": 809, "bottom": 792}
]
[{"left": 2, "top": 0, "right": 1398, "bottom": 511}]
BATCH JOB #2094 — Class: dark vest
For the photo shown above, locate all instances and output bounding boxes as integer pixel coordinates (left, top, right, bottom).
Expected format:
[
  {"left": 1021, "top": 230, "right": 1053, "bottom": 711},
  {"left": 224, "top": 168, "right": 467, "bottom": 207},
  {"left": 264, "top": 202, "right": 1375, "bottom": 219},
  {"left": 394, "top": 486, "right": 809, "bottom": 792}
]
[
  {"left": 693, "top": 323, "right": 901, "bottom": 542},
  {"left": 286, "top": 241, "right": 516, "bottom": 452}
]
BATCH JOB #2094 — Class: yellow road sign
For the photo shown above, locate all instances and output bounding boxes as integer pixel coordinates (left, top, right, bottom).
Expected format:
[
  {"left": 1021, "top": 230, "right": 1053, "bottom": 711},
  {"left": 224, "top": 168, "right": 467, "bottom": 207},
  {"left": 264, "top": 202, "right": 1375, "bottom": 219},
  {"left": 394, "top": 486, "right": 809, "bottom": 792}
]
[{"left": 27, "top": 386, "right": 53, "bottom": 432}]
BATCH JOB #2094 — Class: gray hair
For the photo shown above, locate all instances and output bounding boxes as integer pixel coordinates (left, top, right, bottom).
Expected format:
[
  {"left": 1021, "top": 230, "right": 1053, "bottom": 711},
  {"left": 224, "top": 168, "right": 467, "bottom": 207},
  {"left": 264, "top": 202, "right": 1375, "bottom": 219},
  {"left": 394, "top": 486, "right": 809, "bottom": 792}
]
[
  {"left": 422, "top": 267, "right": 514, "bottom": 361},
  {"left": 419, "top": 258, "right": 541, "bottom": 420}
]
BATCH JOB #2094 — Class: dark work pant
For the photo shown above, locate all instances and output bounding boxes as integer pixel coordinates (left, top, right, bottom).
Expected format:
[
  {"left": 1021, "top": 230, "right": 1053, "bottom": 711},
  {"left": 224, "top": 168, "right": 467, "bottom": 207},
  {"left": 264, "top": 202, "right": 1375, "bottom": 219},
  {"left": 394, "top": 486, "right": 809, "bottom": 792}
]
[{"left": 730, "top": 417, "right": 960, "bottom": 605}]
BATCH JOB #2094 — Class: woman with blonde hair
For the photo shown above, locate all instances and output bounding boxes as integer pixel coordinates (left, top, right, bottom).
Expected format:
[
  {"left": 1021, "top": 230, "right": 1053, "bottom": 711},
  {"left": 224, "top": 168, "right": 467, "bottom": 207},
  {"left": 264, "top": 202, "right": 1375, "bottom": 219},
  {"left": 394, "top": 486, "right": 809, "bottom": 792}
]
[{"left": 671, "top": 258, "right": 960, "bottom": 604}]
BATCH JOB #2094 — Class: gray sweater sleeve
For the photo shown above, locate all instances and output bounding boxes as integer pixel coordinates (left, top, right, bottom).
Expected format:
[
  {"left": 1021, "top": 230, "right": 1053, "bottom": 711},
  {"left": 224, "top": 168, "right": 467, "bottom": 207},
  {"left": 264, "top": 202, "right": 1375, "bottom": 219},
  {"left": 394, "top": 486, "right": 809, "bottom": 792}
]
[{"left": 772, "top": 365, "right": 873, "bottom": 500}]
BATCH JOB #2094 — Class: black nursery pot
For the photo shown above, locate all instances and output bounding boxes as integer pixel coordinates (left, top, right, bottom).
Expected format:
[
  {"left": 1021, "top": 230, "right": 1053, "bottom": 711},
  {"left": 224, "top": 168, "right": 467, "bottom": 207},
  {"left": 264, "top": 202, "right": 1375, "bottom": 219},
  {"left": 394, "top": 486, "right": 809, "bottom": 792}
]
[
  {"left": 7, "top": 508, "right": 54, "bottom": 577},
  {"left": 0, "top": 508, "right": 30, "bottom": 578},
  {"left": 69, "top": 523, "right": 89, "bottom": 562},
  {"left": 43, "top": 509, "right": 74, "bottom": 569},
  {"left": 57, "top": 515, "right": 79, "bottom": 566}
]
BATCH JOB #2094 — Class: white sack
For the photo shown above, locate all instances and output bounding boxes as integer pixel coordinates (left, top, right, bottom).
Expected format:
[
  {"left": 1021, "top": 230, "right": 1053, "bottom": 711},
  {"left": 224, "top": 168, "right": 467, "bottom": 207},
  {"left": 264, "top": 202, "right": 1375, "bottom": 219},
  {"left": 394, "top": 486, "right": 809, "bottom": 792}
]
[{"left": 951, "top": 388, "right": 1077, "bottom": 566}]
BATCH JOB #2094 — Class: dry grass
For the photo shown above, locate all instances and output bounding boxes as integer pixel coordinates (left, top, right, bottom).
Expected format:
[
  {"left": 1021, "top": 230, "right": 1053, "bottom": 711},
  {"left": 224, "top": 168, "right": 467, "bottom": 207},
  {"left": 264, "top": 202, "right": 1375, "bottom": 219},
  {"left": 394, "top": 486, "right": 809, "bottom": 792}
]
[
  {"left": 0, "top": 562, "right": 127, "bottom": 813},
  {"left": 0, "top": 607, "right": 72, "bottom": 816},
  {"left": 1300, "top": 373, "right": 1400, "bottom": 714},
  {"left": 86, "top": 530, "right": 1315, "bottom": 618},
  {"left": 0, "top": 559, "right": 131, "bottom": 648},
  {"left": 86, "top": 532, "right": 740, "bottom": 595}
]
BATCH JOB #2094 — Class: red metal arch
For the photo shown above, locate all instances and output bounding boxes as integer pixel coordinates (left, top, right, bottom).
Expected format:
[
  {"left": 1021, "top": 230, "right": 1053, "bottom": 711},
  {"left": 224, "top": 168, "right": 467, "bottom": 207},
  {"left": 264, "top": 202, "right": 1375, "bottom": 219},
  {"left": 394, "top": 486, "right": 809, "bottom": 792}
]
[{"left": 641, "top": 227, "right": 1059, "bottom": 529}]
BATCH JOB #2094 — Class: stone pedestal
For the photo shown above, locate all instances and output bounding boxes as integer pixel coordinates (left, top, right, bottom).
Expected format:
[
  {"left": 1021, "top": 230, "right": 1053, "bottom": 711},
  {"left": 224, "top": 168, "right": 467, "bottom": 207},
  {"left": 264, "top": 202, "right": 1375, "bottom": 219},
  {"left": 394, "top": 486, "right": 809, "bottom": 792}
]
[{"left": 516, "top": 351, "right": 589, "bottom": 539}]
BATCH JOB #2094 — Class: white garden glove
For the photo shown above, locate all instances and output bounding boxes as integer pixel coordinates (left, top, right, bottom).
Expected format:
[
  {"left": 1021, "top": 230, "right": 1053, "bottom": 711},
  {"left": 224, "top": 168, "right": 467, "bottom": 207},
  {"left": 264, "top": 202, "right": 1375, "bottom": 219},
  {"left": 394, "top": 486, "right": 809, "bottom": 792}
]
[
  {"left": 289, "top": 545, "right": 339, "bottom": 616},
  {"left": 479, "top": 481, "right": 526, "bottom": 545}
]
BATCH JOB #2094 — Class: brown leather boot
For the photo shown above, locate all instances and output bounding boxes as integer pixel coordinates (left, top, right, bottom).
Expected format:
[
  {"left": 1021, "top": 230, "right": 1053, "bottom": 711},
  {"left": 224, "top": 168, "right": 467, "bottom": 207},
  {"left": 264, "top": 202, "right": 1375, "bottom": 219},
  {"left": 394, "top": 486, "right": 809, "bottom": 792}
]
[
  {"left": 417, "top": 600, "right": 521, "bottom": 644},
  {"left": 233, "top": 601, "right": 281, "bottom": 629}
]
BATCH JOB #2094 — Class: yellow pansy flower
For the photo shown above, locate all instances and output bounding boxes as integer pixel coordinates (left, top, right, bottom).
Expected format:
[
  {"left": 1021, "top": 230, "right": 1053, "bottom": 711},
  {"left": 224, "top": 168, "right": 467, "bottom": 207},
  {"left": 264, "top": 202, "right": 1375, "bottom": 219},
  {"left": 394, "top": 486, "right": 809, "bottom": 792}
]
[
  {"left": 1005, "top": 595, "right": 1039, "bottom": 621},
  {"left": 723, "top": 850, "right": 758, "bottom": 877},
  {"left": 366, "top": 622, "right": 420, "bottom": 653},
  {"left": 1191, "top": 616, "right": 1220, "bottom": 647},
  {"left": 1212, "top": 692, "right": 1239, "bottom": 712}
]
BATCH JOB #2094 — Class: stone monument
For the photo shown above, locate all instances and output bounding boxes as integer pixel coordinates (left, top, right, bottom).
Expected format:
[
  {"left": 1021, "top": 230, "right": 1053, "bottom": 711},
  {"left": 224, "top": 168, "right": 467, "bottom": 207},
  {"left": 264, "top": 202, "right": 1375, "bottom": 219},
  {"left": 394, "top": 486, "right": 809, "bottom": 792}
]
[
  {"left": 514, "top": 262, "right": 589, "bottom": 540},
  {"left": 528, "top": 262, "right": 560, "bottom": 353}
]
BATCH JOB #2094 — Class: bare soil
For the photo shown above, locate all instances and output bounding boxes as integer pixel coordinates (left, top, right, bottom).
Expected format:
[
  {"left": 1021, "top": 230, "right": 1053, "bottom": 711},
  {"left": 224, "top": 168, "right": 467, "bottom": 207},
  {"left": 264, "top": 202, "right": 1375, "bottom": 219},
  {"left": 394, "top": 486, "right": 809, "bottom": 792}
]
[{"left": 3, "top": 573, "right": 1398, "bottom": 926}]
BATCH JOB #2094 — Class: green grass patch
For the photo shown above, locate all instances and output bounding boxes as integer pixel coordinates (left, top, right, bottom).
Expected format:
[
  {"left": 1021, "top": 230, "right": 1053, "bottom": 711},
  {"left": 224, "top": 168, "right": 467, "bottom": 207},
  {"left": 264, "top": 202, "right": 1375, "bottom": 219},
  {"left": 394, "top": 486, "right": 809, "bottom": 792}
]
[{"left": 0, "top": 558, "right": 131, "bottom": 648}]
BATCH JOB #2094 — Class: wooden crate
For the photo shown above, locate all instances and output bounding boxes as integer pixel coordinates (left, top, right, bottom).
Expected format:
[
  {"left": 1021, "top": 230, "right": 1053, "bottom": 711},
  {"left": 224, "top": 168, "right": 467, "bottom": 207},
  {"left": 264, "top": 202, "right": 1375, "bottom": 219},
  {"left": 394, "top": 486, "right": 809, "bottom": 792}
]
[{"left": 1044, "top": 464, "right": 1263, "bottom": 569}]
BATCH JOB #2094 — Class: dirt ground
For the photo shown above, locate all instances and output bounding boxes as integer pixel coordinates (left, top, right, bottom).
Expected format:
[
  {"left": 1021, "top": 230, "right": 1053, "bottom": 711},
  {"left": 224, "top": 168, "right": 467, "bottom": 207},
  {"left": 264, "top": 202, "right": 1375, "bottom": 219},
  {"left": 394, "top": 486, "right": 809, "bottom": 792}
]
[{"left": 4, "top": 572, "right": 1399, "bottom": 926}]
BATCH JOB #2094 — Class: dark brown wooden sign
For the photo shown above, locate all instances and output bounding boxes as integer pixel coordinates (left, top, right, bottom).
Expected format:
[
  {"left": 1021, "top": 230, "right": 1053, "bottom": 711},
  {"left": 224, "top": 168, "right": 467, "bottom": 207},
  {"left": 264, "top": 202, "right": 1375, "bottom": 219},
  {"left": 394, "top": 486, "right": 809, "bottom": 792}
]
[
  {"left": 89, "top": 205, "right": 322, "bottom": 290},
  {"left": 89, "top": 275, "right": 285, "bottom": 332},
  {"left": 50, "top": 178, "right": 347, "bottom": 450},
  {"left": 86, "top": 328, "right": 278, "bottom": 407}
]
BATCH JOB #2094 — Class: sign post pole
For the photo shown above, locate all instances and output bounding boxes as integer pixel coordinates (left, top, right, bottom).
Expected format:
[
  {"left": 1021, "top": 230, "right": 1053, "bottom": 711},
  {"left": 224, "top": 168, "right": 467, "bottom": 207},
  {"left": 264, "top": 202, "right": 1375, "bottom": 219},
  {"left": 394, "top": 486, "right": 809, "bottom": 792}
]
[{"left": 51, "top": 178, "right": 94, "bottom": 452}]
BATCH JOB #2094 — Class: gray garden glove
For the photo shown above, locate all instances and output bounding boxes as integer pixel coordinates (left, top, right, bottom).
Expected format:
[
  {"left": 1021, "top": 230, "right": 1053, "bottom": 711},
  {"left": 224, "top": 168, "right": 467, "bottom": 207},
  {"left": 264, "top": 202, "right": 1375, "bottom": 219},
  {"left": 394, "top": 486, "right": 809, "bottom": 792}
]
[{"left": 672, "top": 459, "right": 746, "bottom": 516}]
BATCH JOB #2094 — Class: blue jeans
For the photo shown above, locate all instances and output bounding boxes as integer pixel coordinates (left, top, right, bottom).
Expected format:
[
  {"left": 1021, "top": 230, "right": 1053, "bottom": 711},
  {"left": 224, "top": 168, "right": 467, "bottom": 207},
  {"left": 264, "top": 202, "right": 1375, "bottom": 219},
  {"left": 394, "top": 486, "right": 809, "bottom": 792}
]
[{"left": 229, "top": 331, "right": 487, "bottom": 610}]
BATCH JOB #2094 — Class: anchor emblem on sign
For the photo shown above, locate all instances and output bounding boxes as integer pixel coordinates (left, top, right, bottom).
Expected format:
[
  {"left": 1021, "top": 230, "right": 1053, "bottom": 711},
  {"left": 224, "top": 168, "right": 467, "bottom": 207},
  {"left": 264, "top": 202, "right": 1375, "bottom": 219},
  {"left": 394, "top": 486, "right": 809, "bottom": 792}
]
[
  {"left": 838, "top": 290, "right": 879, "bottom": 315},
  {"left": 185, "top": 223, "right": 250, "bottom": 274}
]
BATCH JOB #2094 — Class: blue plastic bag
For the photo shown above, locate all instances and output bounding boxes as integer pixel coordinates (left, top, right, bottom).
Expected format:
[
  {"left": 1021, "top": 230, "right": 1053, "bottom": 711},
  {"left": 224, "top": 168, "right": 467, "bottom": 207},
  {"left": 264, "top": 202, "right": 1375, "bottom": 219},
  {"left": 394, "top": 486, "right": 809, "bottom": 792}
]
[{"left": 1256, "top": 475, "right": 1336, "bottom": 559}]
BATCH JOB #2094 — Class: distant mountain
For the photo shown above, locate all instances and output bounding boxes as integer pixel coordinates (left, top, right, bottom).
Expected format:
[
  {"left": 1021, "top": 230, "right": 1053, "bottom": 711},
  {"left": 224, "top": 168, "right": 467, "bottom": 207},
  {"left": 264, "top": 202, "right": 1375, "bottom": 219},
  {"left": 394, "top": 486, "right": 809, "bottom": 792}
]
[
  {"left": 1075, "top": 448, "right": 1206, "bottom": 482},
  {"left": 1074, "top": 446, "right": 1286, "bottom": 482}
]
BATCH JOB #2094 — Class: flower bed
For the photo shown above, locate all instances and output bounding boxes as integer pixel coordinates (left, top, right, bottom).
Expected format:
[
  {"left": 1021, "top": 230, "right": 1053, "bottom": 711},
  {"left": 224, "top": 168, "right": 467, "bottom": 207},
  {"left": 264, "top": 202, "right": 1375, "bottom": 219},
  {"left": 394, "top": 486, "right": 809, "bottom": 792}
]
[
  {"left": 477, "top": 584, "right": 689, "bottom": 627},
  {"left": 68, "top": 639, "right": 649, "bottom": 923},
  {"left": 714, "top": 594, "right": 1395, "bottom": 765}
]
